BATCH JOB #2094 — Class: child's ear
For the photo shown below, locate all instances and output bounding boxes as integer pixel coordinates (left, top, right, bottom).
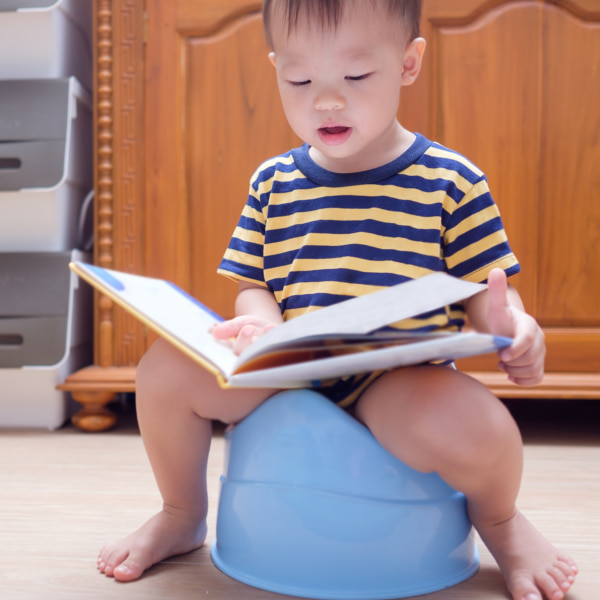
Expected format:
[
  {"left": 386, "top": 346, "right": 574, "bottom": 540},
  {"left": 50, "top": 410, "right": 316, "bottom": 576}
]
[
  {"left": 268, "top": 52, "right": 277, "bottom": 67},
  {"left": 401, "top": 38, "right": 426, "bottom": 86}
]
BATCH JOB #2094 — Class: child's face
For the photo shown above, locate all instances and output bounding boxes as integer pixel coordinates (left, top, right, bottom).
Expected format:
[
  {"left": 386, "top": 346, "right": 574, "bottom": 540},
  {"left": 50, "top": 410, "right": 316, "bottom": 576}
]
[{"left": 268, "top": 2, "right": 424, "bottom": 172}]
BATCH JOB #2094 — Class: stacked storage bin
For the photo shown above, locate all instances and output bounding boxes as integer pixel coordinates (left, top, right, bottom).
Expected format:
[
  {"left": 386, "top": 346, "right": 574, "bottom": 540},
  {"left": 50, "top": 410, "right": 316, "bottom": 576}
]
[{"left": 0, "top": 0, "right": 93, "bottom": 429}]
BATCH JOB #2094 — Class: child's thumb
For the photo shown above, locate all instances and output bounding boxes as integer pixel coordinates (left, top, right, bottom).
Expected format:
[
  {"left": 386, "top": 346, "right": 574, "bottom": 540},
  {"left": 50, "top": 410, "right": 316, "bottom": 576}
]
[{"left": 487, "top": 269, "right": 514, "bottom": 338}]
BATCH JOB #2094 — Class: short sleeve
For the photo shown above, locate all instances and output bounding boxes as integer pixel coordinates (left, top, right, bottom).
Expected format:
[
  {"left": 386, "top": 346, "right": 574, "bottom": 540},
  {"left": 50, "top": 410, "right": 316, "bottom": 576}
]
[
  {"left": 442, "top": 175, "right": 520, "bottom": 283},
  {"left": 217, "top": 178, "right": 269, "bottom": 288}
]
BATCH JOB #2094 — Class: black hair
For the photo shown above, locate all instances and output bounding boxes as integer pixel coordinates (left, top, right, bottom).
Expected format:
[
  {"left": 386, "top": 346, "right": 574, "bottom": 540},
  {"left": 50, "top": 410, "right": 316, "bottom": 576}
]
[{"left": 262, "top": 0, "right": 422, "bottom": 48}]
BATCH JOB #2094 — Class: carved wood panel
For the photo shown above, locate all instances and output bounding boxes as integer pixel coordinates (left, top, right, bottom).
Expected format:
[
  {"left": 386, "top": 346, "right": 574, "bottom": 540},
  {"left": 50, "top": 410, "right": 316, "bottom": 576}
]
[
  {"left": 538, "top": 4, "right": 600, "bottom": 325},
  {"left": 418, "top": 0, "right": 600, "bottom": 373},
  {"left": 93, "top": 0, "right": 146, "bottom": 367}
]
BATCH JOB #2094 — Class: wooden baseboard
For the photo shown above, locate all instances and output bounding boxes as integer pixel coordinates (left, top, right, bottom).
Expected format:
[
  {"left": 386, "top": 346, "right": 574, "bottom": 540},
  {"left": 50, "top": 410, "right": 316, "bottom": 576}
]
[{"left": 469, "top": 371, "right": 600, "bottom": 399}]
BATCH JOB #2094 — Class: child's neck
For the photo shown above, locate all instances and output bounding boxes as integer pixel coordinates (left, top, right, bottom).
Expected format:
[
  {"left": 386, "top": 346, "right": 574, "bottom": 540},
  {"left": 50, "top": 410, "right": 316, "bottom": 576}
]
[{"left": 309, "top": 122, "right": 415, "bottom": 174}]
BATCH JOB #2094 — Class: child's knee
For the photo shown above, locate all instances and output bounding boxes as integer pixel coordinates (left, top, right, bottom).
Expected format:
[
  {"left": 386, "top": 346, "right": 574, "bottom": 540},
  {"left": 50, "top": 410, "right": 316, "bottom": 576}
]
[
  {"left": 356, "top": 366, "right": 520, "bottom": 468},
  {"left": 418, "top": 371, "right": 521, "bottom": 470},
  {"left": 136, "top": 339, "right": 172, "bottom": 389},
  {"left": 135, "top": 337, "right": 200, "bottom": 401},
  {"left": 135, "top": 338, "right": 272, "bottom": 422}
]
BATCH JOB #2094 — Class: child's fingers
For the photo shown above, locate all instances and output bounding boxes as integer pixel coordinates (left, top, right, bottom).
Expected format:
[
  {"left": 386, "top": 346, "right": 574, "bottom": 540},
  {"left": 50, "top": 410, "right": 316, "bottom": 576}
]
[
  {"left": 500, "top": 361, "right": 545, "bottom": 386},
  {"left": 231, "top": 324, "right": 257, "bottom": 355},
  {"left": 498, "top": 310, "right": 545, "bottom": 361},
  {"left": 498, "top": 321, "right": 546, "bottom": 385},
  {"left": 213, "top": 318, "right": 279, "bottom": 355},
  {"left": 212, "top": 316, "right": 257, "bottom": 340}
]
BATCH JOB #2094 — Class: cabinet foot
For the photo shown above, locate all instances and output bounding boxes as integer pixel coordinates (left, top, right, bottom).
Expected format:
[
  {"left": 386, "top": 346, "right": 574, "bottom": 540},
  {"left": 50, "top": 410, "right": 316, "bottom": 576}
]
[
  {"left": 57, "top": 365, "right": 137, "bottom": 432},
  {"left": 70, "top": 390, "right": 118, "bottom": 432}
]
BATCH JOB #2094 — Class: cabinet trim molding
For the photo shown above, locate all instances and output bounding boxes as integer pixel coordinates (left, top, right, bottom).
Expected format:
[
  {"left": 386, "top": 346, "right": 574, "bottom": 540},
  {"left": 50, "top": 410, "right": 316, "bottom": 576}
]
[{"left": 95, "top": 0, "right": 116, "bottom": 367}]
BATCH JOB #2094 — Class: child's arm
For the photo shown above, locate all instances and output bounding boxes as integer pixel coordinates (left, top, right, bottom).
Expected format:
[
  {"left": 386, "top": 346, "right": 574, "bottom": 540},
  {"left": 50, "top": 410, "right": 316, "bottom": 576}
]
[
  {"left": 212, "top": 281, "right": 284, "bottom": 355},
  {"left": 463, "top": 268, "right": 546, "bottom": 386}
]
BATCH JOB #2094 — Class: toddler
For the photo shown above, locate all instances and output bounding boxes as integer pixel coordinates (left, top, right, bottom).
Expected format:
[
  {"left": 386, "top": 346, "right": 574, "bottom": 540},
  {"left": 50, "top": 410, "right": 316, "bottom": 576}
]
[{"left": 98, "top": 2, "right": 578, "bottom": 599}]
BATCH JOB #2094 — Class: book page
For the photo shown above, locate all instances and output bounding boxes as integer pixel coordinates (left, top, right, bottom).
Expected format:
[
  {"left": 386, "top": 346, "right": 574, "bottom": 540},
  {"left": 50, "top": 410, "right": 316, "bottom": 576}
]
[
  {"left": 230, "top": 331, "right": 510, "bottom": 388},
  {"left": 237, "top": 273, "right": 485, "bottom": 366}
]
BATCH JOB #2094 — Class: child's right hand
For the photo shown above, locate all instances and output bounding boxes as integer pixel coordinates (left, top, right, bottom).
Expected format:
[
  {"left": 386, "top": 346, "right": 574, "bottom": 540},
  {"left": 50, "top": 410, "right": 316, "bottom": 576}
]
[{"left": 212, "top": 316, "right": 278, "bottom": 355}]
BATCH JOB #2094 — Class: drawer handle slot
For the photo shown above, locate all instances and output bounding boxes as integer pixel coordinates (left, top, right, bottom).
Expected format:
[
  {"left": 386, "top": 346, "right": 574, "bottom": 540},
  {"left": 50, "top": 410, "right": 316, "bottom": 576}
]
[
  {"left": 0, "top": 158, "right": 21, "bottom": 170},
  {"left": 0, "top": 334, "right": 24, "bottom": 347}
]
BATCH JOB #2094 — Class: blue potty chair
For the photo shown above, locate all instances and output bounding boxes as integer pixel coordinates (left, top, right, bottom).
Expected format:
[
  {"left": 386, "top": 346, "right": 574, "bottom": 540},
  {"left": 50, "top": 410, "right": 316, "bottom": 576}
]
[{"left": 211, "top": 390, "right": 479, "bottom": 599}]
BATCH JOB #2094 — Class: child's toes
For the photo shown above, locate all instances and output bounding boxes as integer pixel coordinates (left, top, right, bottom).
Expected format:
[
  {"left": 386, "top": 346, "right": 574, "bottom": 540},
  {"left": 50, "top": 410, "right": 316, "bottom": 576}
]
[
  {"left": 112, "top": 556, "right": 146, "bottom": 582},
  {"left": 552, "top": 571, "right": 573, "bottom": 596},
  {"left": 98, "top": 547, "right": 129, "bottom": 578},
  {"left": 536, "top": 571, "right": 567, "bottom": 600},
  {"left": 559, "top": 554, "right": 578, "bottom": 578},
  {"left": 509, "top": 573, "right": 541, "bottom": 600}
]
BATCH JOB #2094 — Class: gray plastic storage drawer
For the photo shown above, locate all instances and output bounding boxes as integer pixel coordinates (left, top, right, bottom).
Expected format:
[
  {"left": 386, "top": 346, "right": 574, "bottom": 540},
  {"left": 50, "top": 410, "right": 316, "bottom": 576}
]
[
  {"left": 0, "top": 0, "right": 92, "bottom": 89},
  {"left": 0, "top": 250, "right": 92, "bottom": 429},
  {"left": 0, "top": 78, "right": 91, "bottom": 191},
  {"left": 0, "top": 78, "right": 92, "bottom": 251},
  {"left": 0, "top": 253, "right": 71, "bottom": 367}
]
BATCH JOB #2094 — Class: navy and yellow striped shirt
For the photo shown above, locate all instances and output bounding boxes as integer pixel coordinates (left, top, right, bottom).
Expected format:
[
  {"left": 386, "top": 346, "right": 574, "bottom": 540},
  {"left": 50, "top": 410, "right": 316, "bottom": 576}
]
[{"left": 218, "top": 133, "right": 519, "bottom": 333}]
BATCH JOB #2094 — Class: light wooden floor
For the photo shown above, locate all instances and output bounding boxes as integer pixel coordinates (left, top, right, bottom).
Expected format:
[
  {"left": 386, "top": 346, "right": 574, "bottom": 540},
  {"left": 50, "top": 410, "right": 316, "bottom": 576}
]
[{"left": 1, "top": 399, "right": 599, "bottom": 600}]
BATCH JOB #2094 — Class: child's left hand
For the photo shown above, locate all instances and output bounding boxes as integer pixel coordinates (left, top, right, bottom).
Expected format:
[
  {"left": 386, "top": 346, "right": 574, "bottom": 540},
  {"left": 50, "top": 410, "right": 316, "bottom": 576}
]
[{"left": 486, "top": 269, "right": 546, "bottom": 386}]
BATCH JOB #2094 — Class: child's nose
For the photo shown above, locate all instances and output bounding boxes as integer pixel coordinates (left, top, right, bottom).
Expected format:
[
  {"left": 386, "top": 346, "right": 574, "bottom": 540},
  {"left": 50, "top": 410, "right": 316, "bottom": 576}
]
[{"left": 314, "top": 88, "right": 346, "bottom": 111}]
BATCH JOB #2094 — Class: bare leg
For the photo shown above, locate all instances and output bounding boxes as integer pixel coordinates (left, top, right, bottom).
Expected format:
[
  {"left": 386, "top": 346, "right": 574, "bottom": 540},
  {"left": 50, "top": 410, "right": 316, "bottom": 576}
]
[
  {"left": 97, "top": 338, "right": 275, "bottom": 581},
  {"left": 354, "top": 365, "right": 578, "bottom": 600}
]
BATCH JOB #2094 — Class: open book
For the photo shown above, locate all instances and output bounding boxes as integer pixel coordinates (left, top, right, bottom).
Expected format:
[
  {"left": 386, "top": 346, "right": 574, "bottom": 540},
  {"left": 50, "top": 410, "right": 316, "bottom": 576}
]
[{"left": 70, "top": 262, "right": 511, "bottom": 389}]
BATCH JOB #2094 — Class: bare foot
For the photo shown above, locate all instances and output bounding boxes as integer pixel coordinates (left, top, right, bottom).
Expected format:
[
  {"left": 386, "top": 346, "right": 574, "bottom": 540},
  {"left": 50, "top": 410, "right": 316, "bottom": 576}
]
[
  {"left": 97, "top": 506, "right": 208, "bottom": 582},
  {"left": 475, "top": 510, "right": 578, "bottom": 600}
]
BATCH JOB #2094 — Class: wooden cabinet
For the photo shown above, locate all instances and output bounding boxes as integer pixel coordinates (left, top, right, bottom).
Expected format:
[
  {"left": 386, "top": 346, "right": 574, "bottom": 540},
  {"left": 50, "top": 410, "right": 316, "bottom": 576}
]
[{"left": 61, "top": 0, "right": 600, "bottom": 431}]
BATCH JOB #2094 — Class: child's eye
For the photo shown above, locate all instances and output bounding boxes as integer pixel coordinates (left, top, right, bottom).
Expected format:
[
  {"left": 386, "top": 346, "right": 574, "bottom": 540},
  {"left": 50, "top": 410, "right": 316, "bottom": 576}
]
[
  {"left": 346, "top": 73, "right": 371, "bottom": 81},
  {"left": 288, "top": 79, "right": 311, "bottom": 87}
]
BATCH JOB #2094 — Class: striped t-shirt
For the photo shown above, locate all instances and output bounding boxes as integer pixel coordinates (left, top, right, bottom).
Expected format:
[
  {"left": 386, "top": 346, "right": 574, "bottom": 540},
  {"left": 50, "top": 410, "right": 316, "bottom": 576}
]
[{"left": 218, "top": 133, "right": 519, "bottom": 333}]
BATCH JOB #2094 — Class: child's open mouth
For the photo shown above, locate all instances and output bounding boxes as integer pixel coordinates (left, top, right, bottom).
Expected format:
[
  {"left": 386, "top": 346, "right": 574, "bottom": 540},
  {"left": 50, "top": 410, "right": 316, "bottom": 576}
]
[{"left": 318, "top": 125, "right": 352, "bottom": 146}]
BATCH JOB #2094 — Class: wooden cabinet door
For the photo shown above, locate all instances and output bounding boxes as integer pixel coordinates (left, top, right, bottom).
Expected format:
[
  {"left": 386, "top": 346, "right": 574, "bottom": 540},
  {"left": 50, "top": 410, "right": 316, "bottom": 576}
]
[
  {"left": 144, "top": 0, "right": 298, "bottom": 320},
  {"left": 406, "top": 0, "right": 600, "bottom": 373}
]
